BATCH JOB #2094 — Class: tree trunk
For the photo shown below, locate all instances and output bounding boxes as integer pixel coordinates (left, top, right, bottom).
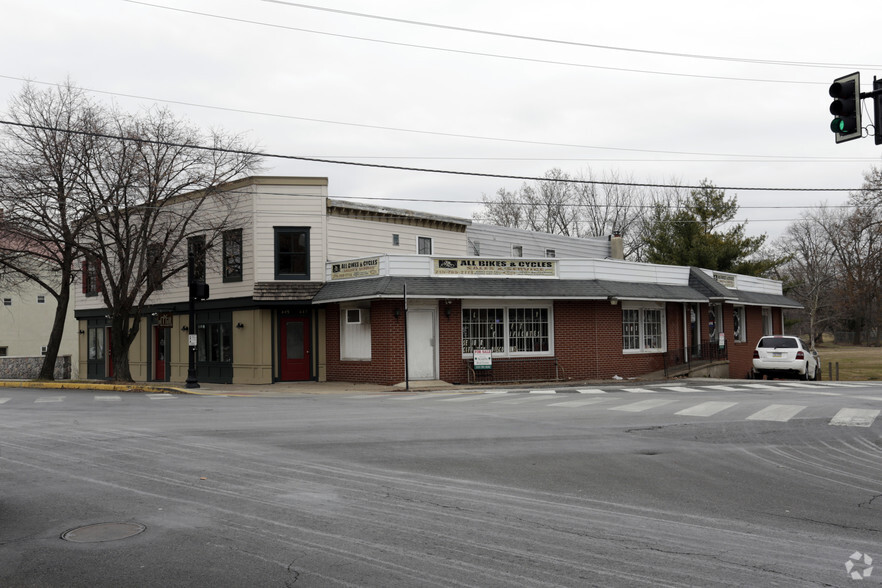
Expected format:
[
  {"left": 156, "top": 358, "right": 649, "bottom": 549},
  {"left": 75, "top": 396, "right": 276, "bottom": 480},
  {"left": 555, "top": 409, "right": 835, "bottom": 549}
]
[
  {"left": 37, "top": 287, "right": 70, "bottom": 380},
  {"left": 110, "top": 314, "right": 137, "bottom": 382}
]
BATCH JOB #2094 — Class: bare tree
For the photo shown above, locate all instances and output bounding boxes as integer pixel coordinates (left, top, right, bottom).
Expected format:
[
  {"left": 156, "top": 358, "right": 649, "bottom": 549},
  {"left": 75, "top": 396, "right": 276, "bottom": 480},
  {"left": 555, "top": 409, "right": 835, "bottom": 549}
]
[
  {"left": 0, "top": 81, "right": 97, "bottom": 379},
  {"left": 771, "top": 211, "right": 838, "bottom": 345},
  {"left": 77, "top": 106, "right": 261, "bottom": 382}
]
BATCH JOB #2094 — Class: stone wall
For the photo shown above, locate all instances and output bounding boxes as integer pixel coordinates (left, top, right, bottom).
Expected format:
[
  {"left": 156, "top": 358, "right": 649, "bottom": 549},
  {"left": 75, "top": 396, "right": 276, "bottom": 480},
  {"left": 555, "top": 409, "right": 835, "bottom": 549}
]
[{"left": 0, "top": 355, "right": 72, "bottom": 380}]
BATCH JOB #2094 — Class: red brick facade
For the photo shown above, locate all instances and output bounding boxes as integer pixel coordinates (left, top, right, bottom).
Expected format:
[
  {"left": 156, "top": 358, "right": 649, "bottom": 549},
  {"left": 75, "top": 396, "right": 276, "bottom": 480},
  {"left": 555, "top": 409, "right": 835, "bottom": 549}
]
[{"left": 322, "top": 298, "right": 782, "bottom": 385}]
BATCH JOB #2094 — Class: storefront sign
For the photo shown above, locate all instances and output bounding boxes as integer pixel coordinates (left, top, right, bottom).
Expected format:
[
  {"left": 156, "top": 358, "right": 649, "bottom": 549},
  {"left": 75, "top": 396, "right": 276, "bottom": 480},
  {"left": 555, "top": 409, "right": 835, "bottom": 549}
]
[
  {"left": 434, "top": 258, "right": 556, "bottom": 277},
  {"left": 713, "top": 272, "right": 736, "bottom": 288},
  {"left": 156, "top": 313, "right": 173, "bottom": 328},
  {"left": 473, "top": 349, "right": 492, "bottom": 370},
  {"left": 331, "top": 257, "right": 380, "bottom": 280}
]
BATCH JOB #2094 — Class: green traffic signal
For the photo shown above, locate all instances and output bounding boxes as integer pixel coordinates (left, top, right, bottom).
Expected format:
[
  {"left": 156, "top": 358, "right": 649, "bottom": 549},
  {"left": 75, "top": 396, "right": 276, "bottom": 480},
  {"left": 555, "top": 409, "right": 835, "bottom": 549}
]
[{"left": 829, "top": 72, "right": 861, "bottom": 143}]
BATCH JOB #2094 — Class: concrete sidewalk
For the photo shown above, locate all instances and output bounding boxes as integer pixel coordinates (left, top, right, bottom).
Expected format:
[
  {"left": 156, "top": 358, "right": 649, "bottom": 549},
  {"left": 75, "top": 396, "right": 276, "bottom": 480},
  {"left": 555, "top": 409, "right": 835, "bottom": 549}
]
[{"left": 0, "top": 378, "right": 460, "bottom": 397}]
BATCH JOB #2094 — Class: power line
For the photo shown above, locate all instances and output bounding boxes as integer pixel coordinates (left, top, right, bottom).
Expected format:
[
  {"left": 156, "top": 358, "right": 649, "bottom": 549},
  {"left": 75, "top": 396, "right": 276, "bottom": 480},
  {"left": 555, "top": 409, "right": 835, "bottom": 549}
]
[
  {"left": 120, "top": 0, "right": 831, "bottom": 86},
  {"left": 256, "top": 0, "right": 882, "bottom": 70},
  {"left": 0, "top": 75, "right": 868, "bottom": 162},
  {"left": 0, "top": 119, "right": 864, "bottom": 193}
]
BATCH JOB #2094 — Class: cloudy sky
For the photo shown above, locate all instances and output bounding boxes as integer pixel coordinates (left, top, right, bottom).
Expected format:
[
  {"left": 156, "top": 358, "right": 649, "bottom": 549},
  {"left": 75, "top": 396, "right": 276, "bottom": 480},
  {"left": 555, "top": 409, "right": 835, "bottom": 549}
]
[{"left": 2, "top": 0, "right": 880, "bottom": 240}]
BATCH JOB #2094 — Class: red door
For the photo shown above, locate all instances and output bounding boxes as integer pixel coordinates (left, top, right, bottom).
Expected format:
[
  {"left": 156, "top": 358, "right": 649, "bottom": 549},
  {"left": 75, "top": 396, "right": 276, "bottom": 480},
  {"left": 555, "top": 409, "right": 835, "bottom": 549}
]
[
  {"left": 154, "top": 326, "right": 166, "bottom": 381},
  {"left": 280, "top": 317, "right": 310, "bottom": 380}
]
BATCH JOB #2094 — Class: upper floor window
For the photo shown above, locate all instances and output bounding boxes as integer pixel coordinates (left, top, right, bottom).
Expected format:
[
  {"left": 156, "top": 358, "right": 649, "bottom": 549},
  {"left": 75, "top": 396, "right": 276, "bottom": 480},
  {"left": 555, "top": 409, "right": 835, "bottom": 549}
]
[
  {"left": 37, "top": 295, "right": 46, "bottom": 304},
  {"left": 82, "top": 257, "right": 102, "bottom": 296},
  {"left": 545, "top": 249, "right": 556, "bottom": 258},
  {"left": 417, "top": 236, "right": 433, "bottom": 255},
  {"left": 392, "top": 234, "right": 400, "bottom": 246},
  {"left": 146, "top": 243, "right": 163, "bottom": 291},
  {"left": 275, "top": 227, "right": 310, "bottom": 280},
  {"left": 512, "top": 245, "right": 523, "bottom": 257},
  {"left": 223, "top": 229, "right": 243, "bottom": 283},
  {"left": 0, "top": 346, "right": 7, "bottom": 356},
  {"left": 2, "top": 298, "right": 10, "bottom": 306},
  {"left": 187, "top": 235, "right": 206, "bottom": 284}
]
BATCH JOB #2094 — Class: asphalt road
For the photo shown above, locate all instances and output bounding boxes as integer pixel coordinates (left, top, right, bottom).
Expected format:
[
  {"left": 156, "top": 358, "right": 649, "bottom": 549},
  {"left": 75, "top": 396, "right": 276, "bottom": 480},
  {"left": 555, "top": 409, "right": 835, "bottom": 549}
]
[{"left": 1, "top": 380, "right": 880, "bottom": 587}]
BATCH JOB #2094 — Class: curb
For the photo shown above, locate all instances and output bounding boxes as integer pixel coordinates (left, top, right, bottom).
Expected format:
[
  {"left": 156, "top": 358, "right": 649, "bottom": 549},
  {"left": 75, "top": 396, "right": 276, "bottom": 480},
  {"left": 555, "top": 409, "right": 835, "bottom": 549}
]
[{"left": 0, "top": 380, "right": 188, "bottom": 395}]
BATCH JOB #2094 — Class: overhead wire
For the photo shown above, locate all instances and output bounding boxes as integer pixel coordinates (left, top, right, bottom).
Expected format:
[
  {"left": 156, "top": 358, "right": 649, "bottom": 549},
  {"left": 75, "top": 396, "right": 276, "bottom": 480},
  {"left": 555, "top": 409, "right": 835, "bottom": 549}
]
[
  {"left": 121, "top": 0, "right": 833, "bottom": 86},
  {"left": 0, "top": 119, "right": 866, "bottom": 193},
  {"left": 2, "top": 75, "right": 874, "bottom": 163}
]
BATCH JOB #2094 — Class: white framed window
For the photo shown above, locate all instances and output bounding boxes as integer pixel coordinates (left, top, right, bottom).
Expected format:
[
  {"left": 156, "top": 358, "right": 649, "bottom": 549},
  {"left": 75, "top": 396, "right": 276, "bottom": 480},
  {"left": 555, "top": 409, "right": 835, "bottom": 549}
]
[
  {"left": 622, "top": 302, "right": 666, "bottom": 353},
  {"left": 461, "top": 303, "right": 552, "bottom": 357},
  {"left": 341, "top": 307, "right": 371, "bottom": 360},
  {"left": 2, "top": 298, "right": 11, "bottom": 306},
  {"left": 512, "top": 245, "right": 523, "bottom": 257},
  {"left": 545, "top": 249, "right": 556, "bottom": 258},
  {"left": 392, "top": 234, "right": 399, "bottom": 246},
  {"left": 41, "top": 346, "right": 48, "bottom": 356},
  {"left": 417, "top": 236, "right": 433, "bottom": 255},
  {"left": 733, "top": 306, "right": 746, "bottom": 342},
  {"left": 0, "top": 346, "right": 7, "bottom": 356},
  {"left": 37, "top": 295, "right": 46, "bottom": 304},
  {"left": 345, "top": 309, "right": 362, "bottom": 324}
]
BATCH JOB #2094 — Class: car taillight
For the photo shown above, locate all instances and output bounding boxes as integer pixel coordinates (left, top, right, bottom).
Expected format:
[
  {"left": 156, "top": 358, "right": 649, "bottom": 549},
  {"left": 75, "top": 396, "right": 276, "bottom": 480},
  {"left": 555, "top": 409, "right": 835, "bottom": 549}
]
[
  {"left": 753, "top": 350, "right": 759, "bottom": 359},
  {"left": 796, "top": 351, "right": 804, "bottom": 360}
]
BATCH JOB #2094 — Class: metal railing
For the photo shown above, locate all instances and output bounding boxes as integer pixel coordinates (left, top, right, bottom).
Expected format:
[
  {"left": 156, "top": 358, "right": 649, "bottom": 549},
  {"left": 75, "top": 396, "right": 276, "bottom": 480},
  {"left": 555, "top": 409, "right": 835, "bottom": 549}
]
[
  {"left": 466, "top": 356, "right": 565, "bottom": 384},
  {"left": 662, "top": 342, "right": 728, "bottom": 377}
]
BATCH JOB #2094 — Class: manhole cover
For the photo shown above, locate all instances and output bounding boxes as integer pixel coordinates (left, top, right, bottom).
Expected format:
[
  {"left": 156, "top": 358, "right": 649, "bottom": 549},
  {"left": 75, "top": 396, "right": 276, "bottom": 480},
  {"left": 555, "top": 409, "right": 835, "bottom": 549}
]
[{"left": 61, "top": 522, "right": 146, "bottom": 543}]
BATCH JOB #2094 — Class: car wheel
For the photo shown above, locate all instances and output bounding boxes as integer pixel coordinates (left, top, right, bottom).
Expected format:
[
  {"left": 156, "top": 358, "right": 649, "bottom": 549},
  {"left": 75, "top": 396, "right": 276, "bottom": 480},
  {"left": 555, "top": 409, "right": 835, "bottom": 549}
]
[{"left": 800, "top": 365, "right": 809, "bottom": 381}]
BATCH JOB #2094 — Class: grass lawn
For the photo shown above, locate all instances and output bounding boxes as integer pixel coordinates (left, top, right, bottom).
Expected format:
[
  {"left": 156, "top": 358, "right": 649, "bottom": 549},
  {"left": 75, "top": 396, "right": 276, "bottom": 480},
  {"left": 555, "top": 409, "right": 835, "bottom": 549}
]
[{"left": 814, "top": 344, "right": 882, "bottom": 381}]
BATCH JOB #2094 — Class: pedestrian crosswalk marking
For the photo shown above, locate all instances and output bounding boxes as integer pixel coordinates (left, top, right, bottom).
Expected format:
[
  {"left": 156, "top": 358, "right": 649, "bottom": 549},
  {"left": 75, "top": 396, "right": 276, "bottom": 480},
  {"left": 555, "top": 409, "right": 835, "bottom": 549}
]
[
  {"left": 576, "top": 388, "right": 607, "bottom": 394},
  {"left": 547, "top": 399, "right": 606, "bottom": 407},
  {"left": 745, "top": 404, "right": 806, "bottom": 422},
  {"left": 609, "top": 399, "right": 677, "bottom": 412},
  {"left": 675, "top": 401, "right": 738, "bottom": 417},
  {"left": 622, "top": 387, "right": 656, "bottom": 394},
  {"left": 704, "top": 385, "right": 742, "bottom": 392},
  {"left": 492, "top": 395, "right": 556, "bottom": 405},
  {"left": 35, "top": 396, "right": 65, "bottom": 403},
  {"left": 0, "top": 398, "right": 9, "bottom": 404},
  {"left": 528, "top": 389, "right": 558, "bottom": 394},
  {"left": 437, "top": 395, "right": 487, "bottom": 402},
  {"left": 822, "top": 382, "right": 868, "bottom": 388},
  {"left": 146, "top": 394, "right": 177, "bottom": 400},
  {"left": 95, "top": 395, "right": 122, "bottom": 401},
  {"left": 775, "top": 382, "right": 819, "bottom": 389},
  {"left": 829, "top": 408, "right": 879, "bottom": 427},
  {"left": 742, "top": 383, "right": 780, "bottom": 390},
  {"left": 658, "top": 386, "right": 703, "bottom": 393}
]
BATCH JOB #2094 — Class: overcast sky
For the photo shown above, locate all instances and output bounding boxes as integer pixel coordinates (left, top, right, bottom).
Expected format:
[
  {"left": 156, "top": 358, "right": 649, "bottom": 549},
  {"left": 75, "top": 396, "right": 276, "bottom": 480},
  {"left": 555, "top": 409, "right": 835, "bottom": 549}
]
[{"left": 2, "top": 0, "right": 881, "bottom": 241}]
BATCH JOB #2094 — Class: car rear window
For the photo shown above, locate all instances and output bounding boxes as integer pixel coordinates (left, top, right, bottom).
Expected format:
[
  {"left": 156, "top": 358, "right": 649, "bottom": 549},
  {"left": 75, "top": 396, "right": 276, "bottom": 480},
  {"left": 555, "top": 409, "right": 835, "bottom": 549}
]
[{"left": 757, "top": 337, "right": 798, "bottom": 349}]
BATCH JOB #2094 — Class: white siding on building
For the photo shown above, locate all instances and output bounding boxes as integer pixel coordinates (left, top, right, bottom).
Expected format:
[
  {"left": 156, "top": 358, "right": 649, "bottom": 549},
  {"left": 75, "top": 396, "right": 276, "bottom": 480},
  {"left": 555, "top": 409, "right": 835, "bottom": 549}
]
[
  {"left": 326, "top": 216, "right": 466, "bottom": 260},
  {"left": 467, "top": 224, "right": 610, "bottom": 259}
]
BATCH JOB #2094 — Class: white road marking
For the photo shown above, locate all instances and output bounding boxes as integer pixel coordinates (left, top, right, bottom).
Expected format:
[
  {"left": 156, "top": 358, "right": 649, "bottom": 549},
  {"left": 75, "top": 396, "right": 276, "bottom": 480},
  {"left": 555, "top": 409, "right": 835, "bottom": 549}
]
[
  {"left": 775, "top": 382, "right": 820, "bottom": 389},
  {"left": 528, "top": 390, "right": 558, "bottom": 394},
  {"left": 609, "top": 399, "right": 677, "bottom": 412},
  {"left": 829, "top": 408, "right": 880, "bottom": 427},
  {"left": 576, "top": 388, "right": 607, "bottom": 394},
  {"left": 622, "top": 387, "right": 656, "bottom": 394},
  {"left": 745, "top": 404, "right": 806, "bottom": 422},
  {"left": 437, "top": 395, "right": 488, "bottom": 402},
  {"left": 481, "top": 390, "right": 511, "bottom": 394},
  {"left": 391, "top": 393, "right": 461, "bottom": 401},
  {"left": 344, "top": 394, "right": 393, "bottom": 399},
  {"left": 741, "top": 383, "right": 780, "bottom": 390},
  {"left": 658, "top": 386, "right": 704, "bottom": 393},
  {"left": 822, "top": 382, "right": 869, "bottom": 387},
  {"left": 546, "top": 399, "right": 606, "bottom": 407},
  {"left": 492, "top": 396, "right": 556, "bottom": 405},
  {"left": 0, "top": 398, "right": 10, "bottom": 404},
  {"left": 35, "top": 396, "right": 65, "bottom": 403},
  {"left": 675, "top": 401, "right": 738, "bottom": 417},
  {"left": 704, "top": 385, "right": 742, "bottom": 392},
  {"left": 147, "top": 394, "right": 177, "bottom": 400},
  {"left": 95, "top": 395, "right": 122, "bottom": 401}
]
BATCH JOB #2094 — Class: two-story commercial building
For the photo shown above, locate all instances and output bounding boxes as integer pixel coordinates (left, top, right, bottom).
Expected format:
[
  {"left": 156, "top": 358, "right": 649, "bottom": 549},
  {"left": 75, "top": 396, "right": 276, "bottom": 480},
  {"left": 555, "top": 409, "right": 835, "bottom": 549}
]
[{"left": 74, "top": 176, "right": 800, "bottom": 386}]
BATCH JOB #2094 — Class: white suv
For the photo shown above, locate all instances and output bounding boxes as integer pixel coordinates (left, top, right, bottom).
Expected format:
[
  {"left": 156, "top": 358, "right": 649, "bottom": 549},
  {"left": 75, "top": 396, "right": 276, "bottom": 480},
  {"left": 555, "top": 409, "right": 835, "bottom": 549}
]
[{"left": 752, "top": 335, "right": 819, "bottom": 380}]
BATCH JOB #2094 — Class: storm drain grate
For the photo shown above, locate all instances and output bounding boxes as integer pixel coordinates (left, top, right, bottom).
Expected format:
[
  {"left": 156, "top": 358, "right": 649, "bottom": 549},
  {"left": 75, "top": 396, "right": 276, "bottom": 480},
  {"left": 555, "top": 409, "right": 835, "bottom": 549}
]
[{"left": 61, "top": 522, "right": 146, "bottom": 543}]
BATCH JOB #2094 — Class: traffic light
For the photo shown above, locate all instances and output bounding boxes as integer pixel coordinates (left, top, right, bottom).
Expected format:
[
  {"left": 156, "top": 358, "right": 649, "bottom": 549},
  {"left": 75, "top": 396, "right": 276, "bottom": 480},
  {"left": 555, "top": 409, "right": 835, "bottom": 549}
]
[{"left": 829, "top": 72, "right": 861, "bottom": 143}]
